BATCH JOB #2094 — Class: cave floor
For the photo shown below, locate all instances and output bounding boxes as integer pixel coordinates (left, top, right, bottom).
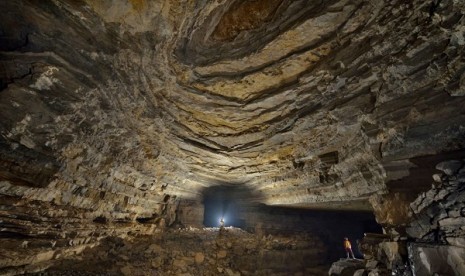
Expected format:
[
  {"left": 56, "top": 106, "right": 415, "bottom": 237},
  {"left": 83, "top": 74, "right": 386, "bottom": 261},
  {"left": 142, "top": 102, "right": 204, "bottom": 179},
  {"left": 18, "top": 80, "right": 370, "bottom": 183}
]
[{"left": 26, "top": 227, "right": 329, "bottom": 276}]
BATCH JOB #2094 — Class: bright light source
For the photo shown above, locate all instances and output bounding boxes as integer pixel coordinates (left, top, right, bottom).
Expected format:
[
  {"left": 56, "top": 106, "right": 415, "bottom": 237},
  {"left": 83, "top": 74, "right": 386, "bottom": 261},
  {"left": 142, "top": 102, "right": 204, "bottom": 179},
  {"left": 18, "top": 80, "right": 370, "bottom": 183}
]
[{"left": 219, "top": 217, "right": 225, "bottom": 227}]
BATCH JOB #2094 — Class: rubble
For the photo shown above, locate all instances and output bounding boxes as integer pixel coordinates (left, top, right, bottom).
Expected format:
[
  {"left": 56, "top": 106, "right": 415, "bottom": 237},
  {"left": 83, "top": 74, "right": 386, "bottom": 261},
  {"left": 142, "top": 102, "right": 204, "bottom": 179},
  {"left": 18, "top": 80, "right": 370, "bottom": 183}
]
[{"left": 24, "top": 227, "right": 328, "bottom": 276}]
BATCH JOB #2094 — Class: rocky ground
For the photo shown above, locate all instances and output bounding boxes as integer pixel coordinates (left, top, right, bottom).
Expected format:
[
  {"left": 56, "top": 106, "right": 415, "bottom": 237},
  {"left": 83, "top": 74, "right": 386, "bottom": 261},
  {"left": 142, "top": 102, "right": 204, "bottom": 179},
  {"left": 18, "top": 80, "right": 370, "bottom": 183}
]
[{"left": 25, "top": 227, "right": 328, "bottom": 276}]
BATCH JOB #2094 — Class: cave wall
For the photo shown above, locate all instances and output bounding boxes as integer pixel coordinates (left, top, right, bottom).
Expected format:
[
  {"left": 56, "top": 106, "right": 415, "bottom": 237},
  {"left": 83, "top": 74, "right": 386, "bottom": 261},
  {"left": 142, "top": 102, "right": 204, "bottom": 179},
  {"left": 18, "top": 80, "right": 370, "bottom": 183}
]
[
  {"left": 0, "top": 2, "right": 180, "bottom": 273},
  {"left": 334, "top": 158, "right": 465, "bottom": 275},
  {"left": 405, "top": 159, "right": 465, "bottom": 275}
]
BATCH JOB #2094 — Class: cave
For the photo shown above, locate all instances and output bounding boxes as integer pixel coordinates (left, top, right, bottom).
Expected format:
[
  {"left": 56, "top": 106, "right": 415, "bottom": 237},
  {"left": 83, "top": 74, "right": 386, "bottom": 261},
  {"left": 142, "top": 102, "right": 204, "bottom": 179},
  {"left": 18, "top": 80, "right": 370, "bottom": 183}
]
[{"left": 1, "top": 0, "right": 465, "bottom": 275}]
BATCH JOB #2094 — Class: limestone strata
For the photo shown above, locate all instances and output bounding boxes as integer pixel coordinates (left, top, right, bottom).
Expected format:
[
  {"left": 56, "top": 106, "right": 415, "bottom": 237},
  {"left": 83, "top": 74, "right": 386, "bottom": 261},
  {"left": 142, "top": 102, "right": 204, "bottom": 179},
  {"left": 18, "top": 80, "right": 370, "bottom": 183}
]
[
  {"left": 407, "top": 159, "right": 465, "bottom": 246},
  {"left": 2, "top": 0, "right": 465, "bottom": 211},
  {"left": 0, "top": 0, "right": 465, "bottom": 273}
]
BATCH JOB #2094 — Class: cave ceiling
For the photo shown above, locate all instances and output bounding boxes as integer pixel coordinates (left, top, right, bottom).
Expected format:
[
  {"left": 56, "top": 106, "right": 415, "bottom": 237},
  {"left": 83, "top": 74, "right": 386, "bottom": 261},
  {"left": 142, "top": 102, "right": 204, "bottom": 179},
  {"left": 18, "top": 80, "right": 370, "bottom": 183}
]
[{"left": 1, "top": 0, "right": 465, "bottom": 216}]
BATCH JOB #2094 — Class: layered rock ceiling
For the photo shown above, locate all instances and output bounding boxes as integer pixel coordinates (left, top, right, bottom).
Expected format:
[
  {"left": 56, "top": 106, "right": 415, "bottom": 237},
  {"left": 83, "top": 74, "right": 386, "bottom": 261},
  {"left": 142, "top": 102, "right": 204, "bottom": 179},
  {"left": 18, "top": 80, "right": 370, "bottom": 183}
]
[{"left": 1, "top": 0, "right": 465, "bottom": 273}]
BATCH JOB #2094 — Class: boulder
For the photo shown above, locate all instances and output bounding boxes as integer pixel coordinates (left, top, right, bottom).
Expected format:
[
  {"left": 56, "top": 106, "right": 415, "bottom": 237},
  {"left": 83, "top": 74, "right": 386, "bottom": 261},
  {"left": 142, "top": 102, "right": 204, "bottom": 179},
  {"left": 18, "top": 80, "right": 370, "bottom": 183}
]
[
  {"left": 225, "top": 268, "right": 241, "bottom": 276},
  {"left": 146, "top": 244, "right": 163, "bottom": 254},
  {"left": 432, "top": 174, "right": 442, "bottom": 183},
  {"left": 217, "top": 250, "right": 227, "bottom": 259},
  {"left": 438, "top": 217, "right": 465, "bottom": 227},
  {"left": 328, "top": 259, "right": 364, "bottom": 276},
  {"left": 173, "top": 259, "right": 187, "bottom": 269},
  {"left": 365, "top": 260, "right": 378, "bottom": 269},
  {"left": 194, "top": 252, "right": 205, "bottom": 264},
  {"left": 120, "top": 265, "right": 132, "bottom": 276},
  {"left": 435, "top": 160, "right": 463, "bottom": 176},
  {"left": 151, "top": 257, "right": 163, "bottom": 268},
  {"left": 446, "top": 237, "right": 465, "bottom": 248},
  {"left": 409, "top": 243, "right": 465, "bottom": 276},
  {"left": 353, "top": 269, "right": 368, "bottom": 276},
  {"left": 367, "top": 268, "right": 389, "bottom": 276},
  {"left": 378, "top": 242, "right": 406, "bottom": 269}
]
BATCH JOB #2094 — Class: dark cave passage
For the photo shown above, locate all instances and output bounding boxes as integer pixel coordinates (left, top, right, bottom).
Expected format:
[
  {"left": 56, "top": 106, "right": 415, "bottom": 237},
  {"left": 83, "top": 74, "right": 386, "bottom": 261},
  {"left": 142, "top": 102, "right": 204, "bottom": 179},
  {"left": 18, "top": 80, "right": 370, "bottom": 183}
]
[
  {"left": 201, "top": 185, "right": 382, "bottom": 262},
  {"left": 202, "top": 185, "right": 251, "bottom": 228}
]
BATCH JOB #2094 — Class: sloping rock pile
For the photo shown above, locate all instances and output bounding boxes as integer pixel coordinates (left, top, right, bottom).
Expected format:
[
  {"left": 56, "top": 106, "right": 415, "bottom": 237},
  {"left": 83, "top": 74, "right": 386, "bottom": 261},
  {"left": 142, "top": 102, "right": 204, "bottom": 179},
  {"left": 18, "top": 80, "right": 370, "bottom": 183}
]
[{"left": 24, "top": 227, "right": 328, "bottom": 276}]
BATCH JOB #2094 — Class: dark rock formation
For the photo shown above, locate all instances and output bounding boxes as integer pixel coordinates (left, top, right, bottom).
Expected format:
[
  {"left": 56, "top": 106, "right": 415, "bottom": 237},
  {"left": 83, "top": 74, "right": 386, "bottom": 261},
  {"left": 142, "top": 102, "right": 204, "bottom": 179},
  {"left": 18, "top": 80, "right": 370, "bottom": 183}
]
[
  {"left": 344, "top": 159, "right": 465, "bottom": 275},
  {"left": 329, "top": 259, "right": 365, "bottom": 276},
  {"left": 408, "top": 243, "right": 465, "bottom": 276},
  {"left": 407, "top": 159, "right": 465, "bottom": 245},
  {"left": 0, "top": 0, "right": 464, "bottom": 275}
]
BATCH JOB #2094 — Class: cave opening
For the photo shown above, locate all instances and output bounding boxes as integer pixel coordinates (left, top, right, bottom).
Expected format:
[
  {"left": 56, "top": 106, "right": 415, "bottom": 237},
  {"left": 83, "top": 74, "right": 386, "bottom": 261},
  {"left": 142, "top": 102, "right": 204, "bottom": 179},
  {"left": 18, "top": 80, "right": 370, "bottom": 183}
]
[
  {"left": 201, "top": 185, "right": 383, "bottom": 262},
  {"left": 202, "top": 185, "right": 251, "bottom": 228}
]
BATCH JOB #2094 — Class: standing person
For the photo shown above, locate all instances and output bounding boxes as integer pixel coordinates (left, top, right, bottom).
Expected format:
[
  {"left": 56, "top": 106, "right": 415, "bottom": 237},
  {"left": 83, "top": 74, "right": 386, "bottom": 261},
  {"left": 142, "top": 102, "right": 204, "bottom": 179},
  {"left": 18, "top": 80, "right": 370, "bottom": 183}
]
[
  {"left": 220, "top": 218, "right": 225, "bottom": 229},
  {"left": 344, "top": 237, "right": 355, "bottom": 259}
]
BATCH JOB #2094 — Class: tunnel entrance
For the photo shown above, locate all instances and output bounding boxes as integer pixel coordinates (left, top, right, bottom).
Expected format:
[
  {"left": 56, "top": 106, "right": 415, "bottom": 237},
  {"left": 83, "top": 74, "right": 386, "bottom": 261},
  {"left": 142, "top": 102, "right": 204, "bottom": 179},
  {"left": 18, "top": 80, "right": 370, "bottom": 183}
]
[{"left": 202, "top": 185, "right": 251, "bottom": 228}]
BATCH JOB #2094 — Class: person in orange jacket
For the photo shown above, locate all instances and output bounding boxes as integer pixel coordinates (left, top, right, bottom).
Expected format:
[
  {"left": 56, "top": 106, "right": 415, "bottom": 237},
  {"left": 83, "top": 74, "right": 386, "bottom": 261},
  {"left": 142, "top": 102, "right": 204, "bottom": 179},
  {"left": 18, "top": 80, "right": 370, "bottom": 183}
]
[{"left": 344, "top": 237, "right": 355, "bottom": 259}]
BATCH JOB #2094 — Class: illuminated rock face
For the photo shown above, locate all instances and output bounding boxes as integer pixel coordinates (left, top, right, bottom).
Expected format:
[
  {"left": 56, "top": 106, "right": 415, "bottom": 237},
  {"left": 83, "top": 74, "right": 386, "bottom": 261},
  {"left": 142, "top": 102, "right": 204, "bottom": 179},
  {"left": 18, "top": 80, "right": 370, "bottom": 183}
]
[{"left": 0, "top": 0, "right": 465, "bottom": 274}]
